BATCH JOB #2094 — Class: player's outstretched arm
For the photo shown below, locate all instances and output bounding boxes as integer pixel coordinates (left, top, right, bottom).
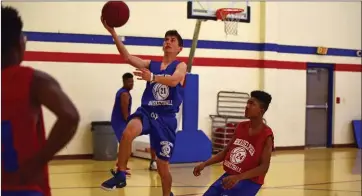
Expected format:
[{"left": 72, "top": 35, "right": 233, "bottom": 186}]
[
  {"left": 154, "top": 62, "right": 187, "bottom": 87},
  {"left": 134, "top": 62, "right": 187, "bottom": 87},
  {"left": 30, "top": 70, "right": 80, "bottom": 170},
  {"left": 193, "top": 134, "right": 237, "bottom": 176},
  {"left": 110, "top": 31, "right": 151, "bottom": 68},
  {"left": 204, "top": 133, "right": 236, "bottom": 167},
  {"left": 101, "top": 17, "right": 150, "bottom": 69}
]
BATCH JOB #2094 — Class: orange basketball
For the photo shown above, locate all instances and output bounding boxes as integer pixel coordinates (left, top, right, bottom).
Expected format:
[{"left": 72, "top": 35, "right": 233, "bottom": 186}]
[{"left": 101, "top": 1, "right": 130, "bottom": 28}]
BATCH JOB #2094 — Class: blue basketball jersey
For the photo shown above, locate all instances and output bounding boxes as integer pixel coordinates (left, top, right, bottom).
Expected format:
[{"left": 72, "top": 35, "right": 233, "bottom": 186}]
[
  {"left": 111, "top": 87, "right": 132, "bottom": 131},
  {"left": 141, "top": 60, "right": 184, "bottom": 115}
]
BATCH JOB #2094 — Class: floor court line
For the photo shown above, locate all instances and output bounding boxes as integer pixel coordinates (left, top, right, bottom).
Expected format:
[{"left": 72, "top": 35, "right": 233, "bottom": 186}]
[
  {"left": 283, "top": 187, "right": 361, "bottom": 193},
  {"left": 49, "top": 149, "right": 360, "bottom": 195},
  {"left": 176, "top": 189, "right": 362, "bottom": 196},
  {"left": 49, "top": 180, "right": 361, "bottom": 196},
  {"left": 177, "top": 193, "right": 202, "bottom": 196},
  {"left": 49, "top": 154, "right": 357, "bottom": 175},
  {"left": 264, "top": 179, "right": 362, "bottom": 189},
  {"left": 50, "top": 180, "right": 362, "bottom": 189}
]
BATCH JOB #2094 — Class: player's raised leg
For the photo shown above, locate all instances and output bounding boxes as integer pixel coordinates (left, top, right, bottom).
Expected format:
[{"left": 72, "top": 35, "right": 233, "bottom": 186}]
[
  {"left": 116, "top": 117, "right": 144, "bottom": 172},
  {"left": 101, "top": 117, "right": 142, "bottom": 190},
  {"left": 102, "top": 105, "right": 157, "bottom": 190}
]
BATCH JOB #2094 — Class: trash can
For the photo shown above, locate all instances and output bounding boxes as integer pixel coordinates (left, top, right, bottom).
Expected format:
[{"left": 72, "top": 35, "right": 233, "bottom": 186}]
[{"left": 91, "top": 121, "right": 118, "bottom": 161}]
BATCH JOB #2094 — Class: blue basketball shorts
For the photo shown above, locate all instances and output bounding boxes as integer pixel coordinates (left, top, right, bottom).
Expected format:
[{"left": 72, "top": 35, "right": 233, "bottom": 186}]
[
  {"left": 2, "top": 190, "right": 43, "bottom": 196},
  {"left": 203, "top": 173, "right": 262, "bottom": 196},
  {"left": 112, "top": 121, "right": 127, "bottom": 142},
  {"left": 128, "top": 107, "right": 178, "bottom": 161}
]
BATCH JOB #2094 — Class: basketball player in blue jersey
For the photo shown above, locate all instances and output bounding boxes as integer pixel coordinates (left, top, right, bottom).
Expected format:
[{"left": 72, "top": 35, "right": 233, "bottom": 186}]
[
  {"left": 100, "top": 17, "right": 186, "bottom": 196},
  {"left": 110, "top": 73, "right": 158, "bottom": 175},
  {"left": 111, "top": 73, "right": 134, "bottom": 144}
]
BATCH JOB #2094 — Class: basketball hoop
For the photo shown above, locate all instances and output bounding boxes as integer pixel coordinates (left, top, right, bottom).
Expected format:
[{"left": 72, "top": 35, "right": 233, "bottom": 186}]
[{"left": 216, "top": 8, "right": 244, "bottom": 36}]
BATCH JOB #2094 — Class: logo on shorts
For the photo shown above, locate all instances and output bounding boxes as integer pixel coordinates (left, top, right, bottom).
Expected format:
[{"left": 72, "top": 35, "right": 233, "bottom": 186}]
[
  {"left": 229, "top": 147, "right": 247, "bottom": 164},
  {"left": 160, "top": 141, "right": 173, "bottom": 158},
  {"left": 150, "top": 112, "right": 159, "bottom": 120}
]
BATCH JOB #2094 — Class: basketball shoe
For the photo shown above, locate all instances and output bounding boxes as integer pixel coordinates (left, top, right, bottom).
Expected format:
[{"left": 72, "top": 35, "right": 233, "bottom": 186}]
[
  {"left": 149, "top": 160, "right": 157, "bottom": 171},
  {"left": 101, "top": 170, "right": 127, "bottom": 190}
]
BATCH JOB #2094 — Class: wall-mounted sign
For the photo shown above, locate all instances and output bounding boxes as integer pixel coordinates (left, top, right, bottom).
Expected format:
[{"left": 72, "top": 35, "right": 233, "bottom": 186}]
[
  {"left": 357, "top": 50, "right": 361, "bottom": 57},
  {"left": 316, "top": 47, "right": 328, "bottom": 55},
  {"left": 112, "top": 35, "right": 125, "bottom": 42}
]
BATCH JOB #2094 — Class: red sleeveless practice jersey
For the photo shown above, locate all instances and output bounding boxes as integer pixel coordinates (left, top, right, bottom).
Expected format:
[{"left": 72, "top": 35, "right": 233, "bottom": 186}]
[
  {"left": 1, "top": 66, "right": 51, "bottom": 196},
  {"left": 223, "top": 120, "right": 274, "bottom": 185}
]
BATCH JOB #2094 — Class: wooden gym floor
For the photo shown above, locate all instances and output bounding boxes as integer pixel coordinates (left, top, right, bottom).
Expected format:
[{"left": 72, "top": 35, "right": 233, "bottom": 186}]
[{"left": 49, "top": 148, "right": 361, "bottom": 196}]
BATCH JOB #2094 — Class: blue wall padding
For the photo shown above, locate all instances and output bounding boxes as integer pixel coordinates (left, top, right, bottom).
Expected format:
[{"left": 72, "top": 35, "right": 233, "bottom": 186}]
[
  {"left": 170, "top": 129, "right": 212, "bottom": 163},
  {"left": 182, "top": 73, "right": 199, "bottom": 132},
  {"left": 169, "top": 73, "right": 212, "bottom": 163},
  {"left": 352, "top": 120, "right": 361, "bottom": 149}
]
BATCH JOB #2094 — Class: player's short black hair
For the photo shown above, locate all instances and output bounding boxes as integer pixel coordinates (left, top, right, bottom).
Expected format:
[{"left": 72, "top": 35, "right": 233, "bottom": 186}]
[
  {"left": 165, "top": 30, "right": 183, "bottom": 47},
  {"left": 1, "top": 6, "right": 23, "bottom": 60},
  {"left": 251, "top": 90, "right": 272, "bottom": 112},
  {"left": 122, "top": 72, "right": 133, "bottom": 81}
]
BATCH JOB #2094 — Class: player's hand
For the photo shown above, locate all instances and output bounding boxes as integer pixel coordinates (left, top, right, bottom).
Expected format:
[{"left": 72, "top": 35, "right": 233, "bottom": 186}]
[
  {"left": 100, "top": 16, "right": 115, "bottom": 34},
  {"left": 193, "top": 162, "right": 206, "bottom": 176},
  {"left": 133, "top": 68, "right": 152, "bottom": 82},
  {"left": 222, "top": 175, "right": 240, "bottom": 189}
]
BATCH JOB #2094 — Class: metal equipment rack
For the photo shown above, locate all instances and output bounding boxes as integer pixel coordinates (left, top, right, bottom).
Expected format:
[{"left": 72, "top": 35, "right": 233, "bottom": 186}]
[{"left": 209, "top": 91, "right": 250, "bottom": 153}]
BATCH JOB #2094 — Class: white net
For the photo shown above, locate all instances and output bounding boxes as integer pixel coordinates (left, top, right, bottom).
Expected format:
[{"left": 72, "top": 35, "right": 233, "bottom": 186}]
[
  {"left": 216, "top": 8, "right": 244, "bottom": 36},
  {"left": 223, "top": 13, "right": 242, "bottom": 36}
]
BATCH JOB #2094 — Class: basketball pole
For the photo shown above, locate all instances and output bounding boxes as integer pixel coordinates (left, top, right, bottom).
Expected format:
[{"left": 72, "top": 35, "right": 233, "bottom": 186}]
[
  {"left": 171, "top": 19, "right": 212, "bottom": 164},
  {"left": 187, "top": 19, "right": 203, "bottom": 73}
]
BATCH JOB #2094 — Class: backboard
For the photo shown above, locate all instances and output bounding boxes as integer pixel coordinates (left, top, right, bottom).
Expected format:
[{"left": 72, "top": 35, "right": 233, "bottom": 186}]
[{"left": 187, "top": 0, "right": 251, "bottom": 23}]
